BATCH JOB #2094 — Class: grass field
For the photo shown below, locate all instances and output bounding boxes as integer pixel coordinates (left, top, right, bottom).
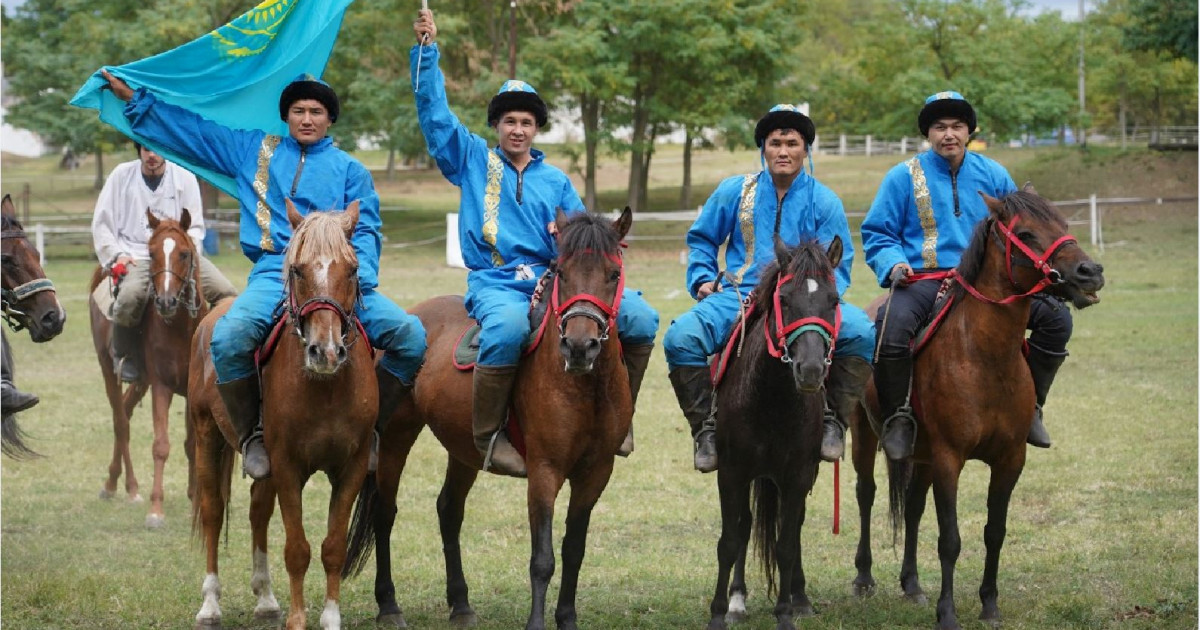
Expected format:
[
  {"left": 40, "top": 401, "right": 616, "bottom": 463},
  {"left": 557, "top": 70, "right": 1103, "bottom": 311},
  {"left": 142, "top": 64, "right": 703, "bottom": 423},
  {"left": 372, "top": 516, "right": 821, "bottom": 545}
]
[{"left": 1, "top": 146, "right": 1196, "bottom": 629}]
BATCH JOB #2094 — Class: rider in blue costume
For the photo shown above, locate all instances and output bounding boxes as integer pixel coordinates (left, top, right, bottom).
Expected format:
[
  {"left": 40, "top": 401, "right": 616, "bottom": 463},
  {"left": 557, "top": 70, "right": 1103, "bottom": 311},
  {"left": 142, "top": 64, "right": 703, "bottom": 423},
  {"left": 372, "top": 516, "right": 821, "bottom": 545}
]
[
  {"left": 662, "top": 105, "right": 876, "bottom": 472},
  {"left": 412, "top": 9, "right": 659, "bottom": 477},
  {"left": 863, "top": 91, "right": 1072, "bottom": 460},
  {"left": 99, "top": 71, "right": 427, "bottom": 479}
]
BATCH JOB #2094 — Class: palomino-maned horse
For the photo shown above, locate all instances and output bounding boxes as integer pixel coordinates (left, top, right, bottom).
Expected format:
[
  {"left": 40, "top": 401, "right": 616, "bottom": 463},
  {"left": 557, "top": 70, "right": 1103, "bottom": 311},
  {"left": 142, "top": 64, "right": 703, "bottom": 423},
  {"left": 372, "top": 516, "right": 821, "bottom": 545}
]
[
  {"left": 345, "top": 208, "right": 635, "bottom": 630},
  {"left": 705, "top": 237, "right": 843, "bottom": 630},
  {"left": 189, "top": 200, "right": 377, "bottom": 630},
  {"left": 88, "top": 209, "right": 207, "bottom": 528},
  {"left": 1, "top": 193, "right": 66, "bottom": 458},
  {"left": 848, "top": 186, "right": 1105, "bottom": 629}
]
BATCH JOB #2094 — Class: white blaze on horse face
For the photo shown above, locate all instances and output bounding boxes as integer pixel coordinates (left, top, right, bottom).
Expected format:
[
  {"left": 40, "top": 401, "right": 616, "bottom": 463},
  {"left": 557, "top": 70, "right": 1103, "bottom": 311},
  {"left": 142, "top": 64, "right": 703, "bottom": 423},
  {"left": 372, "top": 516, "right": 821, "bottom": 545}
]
[
  {"left": 162, "top": 237, "right": 177, "bottom": 293},
  {"left": 314, "top": 256, "right": 338, "bottom": 355},
  {"left": 805, "top": 278, "right": 818, "bottom": 294}
]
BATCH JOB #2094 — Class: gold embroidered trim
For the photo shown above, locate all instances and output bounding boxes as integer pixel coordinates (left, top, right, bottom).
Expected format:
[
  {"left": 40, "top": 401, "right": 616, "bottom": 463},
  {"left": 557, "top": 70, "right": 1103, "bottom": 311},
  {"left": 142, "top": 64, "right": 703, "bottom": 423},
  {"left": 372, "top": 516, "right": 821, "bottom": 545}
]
[
  {"left": 907, "top": 157, "right": 938, "bottom": 268},
  {"left": 733, "top": 173, "right": 758, "bottom": 284},
  {"left": 254, "top": 135, "right": 282, "bottom": 253},
  {"left": 483, "top": 151, "right": 505, "bottom": 267}
]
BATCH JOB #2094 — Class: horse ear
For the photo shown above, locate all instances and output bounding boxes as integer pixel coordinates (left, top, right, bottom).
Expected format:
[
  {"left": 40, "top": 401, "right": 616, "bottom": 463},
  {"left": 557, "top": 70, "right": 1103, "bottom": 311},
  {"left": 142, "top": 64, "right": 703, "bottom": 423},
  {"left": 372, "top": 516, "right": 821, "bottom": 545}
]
[
  {"left": 1022, "top": 181, "right": 1038, "bottom": 195},
  {"left": 554, "top": 207, "right": 570, "bottom": 236},
  {"left": 179, "top": 208, "right": 191, "bottom": 231},
  {"left": 286, "top": 198, "right": 303, "bottom": 230},
  {"left": 146, "top": 208, "right": 160, "bottom": 229},
  {"left": 826, "top": 235, "right": 843, "bottom": 268},
  {"left": 773, "top": 235, "right": 792, "bottom": 268},
  {"left": 978, "top": 191, "right": 1008, "bottom": 220},
  {"left": 1, "top": 194, "right": 13, "bottom": 218},
  {"left": 341, "top": 200, "right": 361, "bottom": 237},
  {"left": 613, "top": 206, "right": 633, "bottom": 241}
]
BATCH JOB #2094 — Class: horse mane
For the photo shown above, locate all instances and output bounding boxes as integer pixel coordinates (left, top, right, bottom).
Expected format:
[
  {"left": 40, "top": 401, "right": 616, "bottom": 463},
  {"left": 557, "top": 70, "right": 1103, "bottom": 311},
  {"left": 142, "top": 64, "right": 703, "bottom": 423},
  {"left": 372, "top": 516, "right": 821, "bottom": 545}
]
[
  {"left": 283, "top": 210, "right": 358, "bottom": 280},
  {"left": 557, "top": 212, "right": 620, "bottom": 261},
  {"left": 952, "top": 190, "right": 1065, "bottom": 293},
  {"left": 150, "top": 216, "right": 192, "bottom": 248}
]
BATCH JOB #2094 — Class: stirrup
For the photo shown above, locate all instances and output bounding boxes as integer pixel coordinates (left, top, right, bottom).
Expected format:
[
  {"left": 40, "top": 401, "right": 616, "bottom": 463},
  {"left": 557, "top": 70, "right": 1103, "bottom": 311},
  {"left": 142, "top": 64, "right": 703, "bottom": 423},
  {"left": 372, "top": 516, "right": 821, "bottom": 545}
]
[
  {"left": 239, "top": 430, "right": 271, "bottom": 480},
  {"left": 880, "top": 405, "right": 917, "bottom": 460},
  {"left": 820, "top": 411, "right": 846, "bottom": 462},
  {"left": 482, "top": 431, "right": 526, "bottom": 477}
]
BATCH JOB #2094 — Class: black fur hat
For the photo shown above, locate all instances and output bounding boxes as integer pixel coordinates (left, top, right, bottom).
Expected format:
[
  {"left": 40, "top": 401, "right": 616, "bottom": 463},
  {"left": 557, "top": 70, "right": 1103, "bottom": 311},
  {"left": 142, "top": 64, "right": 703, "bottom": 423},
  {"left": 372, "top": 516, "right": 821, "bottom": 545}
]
[
  {"left": 278, "top": 75, "right": 340, "bottom": 123},
  {"left": 487, "top": 80, "right": 548, "bottom": 128},
  {"left": 918, "top": 91, "right": 976, "bottom": 136},
  {"left": 754, "top": 104, "right": 816, "bottom": 148}
]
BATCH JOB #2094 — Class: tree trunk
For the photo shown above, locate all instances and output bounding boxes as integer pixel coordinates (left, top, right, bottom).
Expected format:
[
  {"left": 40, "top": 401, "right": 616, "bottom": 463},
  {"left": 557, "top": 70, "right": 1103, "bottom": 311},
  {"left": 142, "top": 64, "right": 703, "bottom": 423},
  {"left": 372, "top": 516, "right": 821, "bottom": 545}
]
[
  {"left": 638, "top": 126, "right": 656, "bottom": 212},
  {"left": 680, "top": 128, "right": 693, "bottom": 210},
  {"left": 581, "top": 94, "right": 600, "bottom": 211},
  {"left": 94, "top": 150, "right": 105, "bottom": 191},
  {"left": 626, "top": 88, "right": 651, "bottom": 210}
]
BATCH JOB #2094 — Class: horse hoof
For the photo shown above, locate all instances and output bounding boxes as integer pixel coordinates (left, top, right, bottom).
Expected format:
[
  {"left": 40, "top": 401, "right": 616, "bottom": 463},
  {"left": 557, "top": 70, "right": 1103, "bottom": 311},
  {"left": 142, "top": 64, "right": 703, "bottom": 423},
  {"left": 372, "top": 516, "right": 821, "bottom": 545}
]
[
  {"left": 979, "top": 612, "right": 1002, "bottom": 629},
  {"left": 793, "top": 604, "right": 815, "bottom": 618},
  {"left": 145, "top": 514, "right": 165, "bottom": 529},
  {"left": 193, "top": 617, "right": 221, "bottom": 630},
  {"left": 904, "top": 591, "right": 928, "bottom": 605},
  {"left": 448, "top": 610, "right": 478, "bottom": 627},
  {"left": 376, "top": 611, "right": 407, "bottom": 627},
  {"left": 254, "top": 606, "right": 282, "bottom": 620},
  {"left": 706, "top": 618, "right": 728, "bottom": 630},
  {"left": 852, "top": 581, "right": 876, "bottom": 598},
  {"left": 129, "top": 493, "right": 144, "bottom": 504},
  {"left": 724, "top": 610, "right": 746, "bottom": 624}
]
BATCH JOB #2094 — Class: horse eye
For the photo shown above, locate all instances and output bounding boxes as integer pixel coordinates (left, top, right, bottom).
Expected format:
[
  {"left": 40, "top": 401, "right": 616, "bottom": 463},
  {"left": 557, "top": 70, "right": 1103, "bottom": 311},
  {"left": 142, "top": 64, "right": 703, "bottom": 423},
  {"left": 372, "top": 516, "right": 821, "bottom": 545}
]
[
  {"left": 609, "top": 270, "right": 620, "bottom": 282},
  {"left": 180, "top": 250, "right": 191, "bottom": 259}
]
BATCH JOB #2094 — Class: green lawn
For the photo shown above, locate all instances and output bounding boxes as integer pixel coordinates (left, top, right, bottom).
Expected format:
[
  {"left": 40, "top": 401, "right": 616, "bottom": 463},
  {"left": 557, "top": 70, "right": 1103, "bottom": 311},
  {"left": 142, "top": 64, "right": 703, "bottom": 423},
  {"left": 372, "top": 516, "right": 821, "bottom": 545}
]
[{"left": 1, "top": 147, "right": 1195, "bottom": 629}]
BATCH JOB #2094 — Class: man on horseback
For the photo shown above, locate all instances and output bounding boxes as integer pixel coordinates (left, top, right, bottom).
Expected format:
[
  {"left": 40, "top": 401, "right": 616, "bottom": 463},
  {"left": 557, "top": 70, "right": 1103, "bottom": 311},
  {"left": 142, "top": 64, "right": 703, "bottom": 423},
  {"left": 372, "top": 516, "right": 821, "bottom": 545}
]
[
  {"left": 98, "top": 71, "right": 428, "bottom": 480},
  {"left": 863, "top": 91, "right": 1073, "bottom": 460},
  {"left": 91, "top": 143, "right": 238, "bottom": 383},
  {"left": 663, "top": 105, "right": 876, "bottom": 472},
  {"left": 411, "top": 9, "right": 660, "bottom": 477}
]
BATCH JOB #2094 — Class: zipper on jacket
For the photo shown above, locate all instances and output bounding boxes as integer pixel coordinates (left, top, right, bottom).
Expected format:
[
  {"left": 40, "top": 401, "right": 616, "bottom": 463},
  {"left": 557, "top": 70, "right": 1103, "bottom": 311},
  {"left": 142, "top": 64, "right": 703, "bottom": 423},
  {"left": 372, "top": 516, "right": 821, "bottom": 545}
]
[
  {"left": 516, "top": 167, "right": 525, "bottom": 204},
  {"left": 290, "top": 146, "right": 308, "bottom": 198},
  {"left": 950, "top": 169, "right": 960, "bottom": 217}
]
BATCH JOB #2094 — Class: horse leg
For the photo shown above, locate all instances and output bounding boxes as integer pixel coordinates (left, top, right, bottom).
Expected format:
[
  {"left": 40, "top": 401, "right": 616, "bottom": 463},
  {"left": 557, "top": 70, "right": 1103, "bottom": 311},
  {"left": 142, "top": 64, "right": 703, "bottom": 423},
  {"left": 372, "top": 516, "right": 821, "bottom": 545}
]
[
  {"left": 979, "top": 458, "right": 1024, "bottom": 628},
  {"left": 851, "top": 404, "right": 878, "bottom": 597},
  {"left": 785, "top": 489, "right": 815, "bottom": 620},
  {"left": 708, "top": 470, "right": 749, "bottom": 630},
  {"left": 275, "top": 469, "right": 313, "bottom": 630},
  {"left": 193, "top": 406, "right": 229, "bottom": 629},
  {"left": 184, "top": 399, "right": 196, "bottom": 502},
  {"left": 249, "top": 479, "right": 281, "bottom": 620},
  {"left": 726, "top": 535, "right": 750, "bottom": 623},
  {"left": 930, "top": 458, "right": 965, "bottom": 630},
  {"left": 768, "top": 484, "right": 803, "bottom": 630},
  {"left": 900, "top": 463, "right": 932, "bottom": 604},
  {"left": 318, "top": 462, "right": 370, "bottom": 630},
  {"left": 554, "top": 462, "right": 615, "bottom": 630},
  {"left": 121, "top": 381, "right": 149, "bottom": 502},
  {"left": 145, "top": 382, "right": 173, "bottom": 529},
  {"left": 98, "top": 376, "right": 139, "bottom": 501},
  {"left": 370, "top": 424, "right": 422, "bottom": 627},
  {"left": 438, "top": 456, "right": 480, "bottom": 626},
  {"left": 525, "top": 464, "right": 566, "bottom": 630}
]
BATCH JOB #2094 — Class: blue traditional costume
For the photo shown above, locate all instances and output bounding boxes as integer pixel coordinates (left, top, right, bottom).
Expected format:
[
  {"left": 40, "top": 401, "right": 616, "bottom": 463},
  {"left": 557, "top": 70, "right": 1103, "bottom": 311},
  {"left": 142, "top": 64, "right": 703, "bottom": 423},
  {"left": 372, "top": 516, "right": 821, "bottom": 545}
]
[
  {"left": 412, "top": 42, "right": 659, "bottom": 475},
  {"left": 863, "top": 91, "right": 1073, "bottom": 459},
  {"left": 663, "top": 105, "right": 875, "bottom": 470}
]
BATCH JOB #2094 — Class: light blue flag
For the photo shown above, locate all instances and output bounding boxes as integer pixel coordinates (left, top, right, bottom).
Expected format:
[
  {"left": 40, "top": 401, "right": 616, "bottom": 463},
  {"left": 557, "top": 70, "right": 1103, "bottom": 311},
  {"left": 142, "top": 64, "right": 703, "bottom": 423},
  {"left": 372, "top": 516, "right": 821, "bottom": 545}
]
[{"left": 71, "top": 0, "right": 354, "bottom": 197}]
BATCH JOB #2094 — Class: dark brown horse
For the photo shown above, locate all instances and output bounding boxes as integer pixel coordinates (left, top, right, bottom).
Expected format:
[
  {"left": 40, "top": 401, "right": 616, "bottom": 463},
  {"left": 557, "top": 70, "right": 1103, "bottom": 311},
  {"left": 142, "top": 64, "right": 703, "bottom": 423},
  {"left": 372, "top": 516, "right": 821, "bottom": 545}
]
[
  {"left": 848, "top": 187, "right": 1105, "bottom": 629},
  {"left": 705, "top": 237, "right": 843, "bottom": 630},
  {"left": 1, "top": 193, "right": 66, "bottom": 458},
  {"left": 189, "top": 200, "right": 376, "bottom": 630},
  {"left": 346, "top": 208, "right": 635, "bottom": 630},
  {"left": 89, "top": 209, "right": 207, "bottom": 528}
]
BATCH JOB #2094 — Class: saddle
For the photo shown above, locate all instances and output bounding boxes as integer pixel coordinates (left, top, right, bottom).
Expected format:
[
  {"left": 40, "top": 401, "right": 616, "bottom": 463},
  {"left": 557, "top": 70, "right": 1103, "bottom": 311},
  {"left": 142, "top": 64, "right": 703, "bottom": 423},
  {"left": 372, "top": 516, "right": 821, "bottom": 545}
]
[{"left": 452, "top": 270, "right": 554, "bottom": 371}]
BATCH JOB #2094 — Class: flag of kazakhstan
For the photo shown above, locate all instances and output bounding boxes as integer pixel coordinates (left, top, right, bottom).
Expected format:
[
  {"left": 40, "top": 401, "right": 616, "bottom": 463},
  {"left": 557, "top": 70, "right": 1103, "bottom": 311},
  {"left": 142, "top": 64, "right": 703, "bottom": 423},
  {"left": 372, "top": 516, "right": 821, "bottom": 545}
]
[{"left": 71, "top": 0, "right": 354, "bottom": 197}]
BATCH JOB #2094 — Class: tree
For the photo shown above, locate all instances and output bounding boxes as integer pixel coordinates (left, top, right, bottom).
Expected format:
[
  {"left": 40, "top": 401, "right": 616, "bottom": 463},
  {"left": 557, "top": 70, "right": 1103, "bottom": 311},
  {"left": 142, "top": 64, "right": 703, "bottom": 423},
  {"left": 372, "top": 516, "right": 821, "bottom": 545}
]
[{"left": 1122, "top": 0, "right": 1197, "bottom": 63}]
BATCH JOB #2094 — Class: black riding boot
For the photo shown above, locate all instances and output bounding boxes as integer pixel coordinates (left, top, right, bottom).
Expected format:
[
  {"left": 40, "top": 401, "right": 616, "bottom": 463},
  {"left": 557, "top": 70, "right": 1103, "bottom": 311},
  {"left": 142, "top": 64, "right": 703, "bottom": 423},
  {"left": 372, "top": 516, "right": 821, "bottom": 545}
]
[
  {"left": 617, "top": 343, "right": 654, "bottom": 457},
  {"left": 370, "top": 366, "right": 413, "bottom": 472},
  {"left": 1, "top": 379, "right": 39, "bottom": 414},
  {"left": 822, "top": 356, "right": 873, "bottom": 462},
  {"left": 668, "top": 366, "right": 718, "bottom": 473},
  {"left": 217, "top": 377, "right": 270, "bottom": 479},
  {"left": 111, "top": 324, "right": 142, "bottom": 383},
  {"left": 472, "top": 365, "right": 525, "bottom": 478},
  {"left": 1026, "top": 348, "right": 1066, "bottom": 448},
  {"left": 875, "top": 355, "right": 917, "bottom": 461}
]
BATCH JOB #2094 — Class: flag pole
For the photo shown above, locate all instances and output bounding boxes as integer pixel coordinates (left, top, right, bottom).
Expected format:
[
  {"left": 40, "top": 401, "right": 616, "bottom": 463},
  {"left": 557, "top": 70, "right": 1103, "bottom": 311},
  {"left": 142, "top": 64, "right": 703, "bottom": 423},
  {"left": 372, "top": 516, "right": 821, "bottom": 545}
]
[{"left": 414, "top": 0, "right": 430, "bottom": 92}]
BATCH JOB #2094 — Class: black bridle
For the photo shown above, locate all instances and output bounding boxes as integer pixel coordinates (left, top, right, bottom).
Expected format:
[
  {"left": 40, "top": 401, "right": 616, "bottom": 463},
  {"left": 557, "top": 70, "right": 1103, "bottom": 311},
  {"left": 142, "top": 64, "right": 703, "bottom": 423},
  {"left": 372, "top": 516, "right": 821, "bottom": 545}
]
[
  {"left": 1, "top": 226, "right": 56, "bottom": 332},
  {"left": 284, "top": 265, "right": 361, "bottom": 350}
]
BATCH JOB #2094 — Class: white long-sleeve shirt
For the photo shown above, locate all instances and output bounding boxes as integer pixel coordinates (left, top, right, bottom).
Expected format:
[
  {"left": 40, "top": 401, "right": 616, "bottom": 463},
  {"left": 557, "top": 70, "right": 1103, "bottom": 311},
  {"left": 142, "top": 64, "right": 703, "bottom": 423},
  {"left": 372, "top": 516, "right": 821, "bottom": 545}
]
[{"left": 91, "top": 159, "right": 206, "bottom": 264}]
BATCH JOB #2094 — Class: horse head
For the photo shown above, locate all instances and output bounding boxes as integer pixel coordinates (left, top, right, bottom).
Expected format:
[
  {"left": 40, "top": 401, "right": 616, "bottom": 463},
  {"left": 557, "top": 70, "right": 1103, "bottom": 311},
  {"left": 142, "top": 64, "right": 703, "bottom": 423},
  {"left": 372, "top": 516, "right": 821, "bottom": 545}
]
[
  {"left": 755, "top": 235, "right": 842, "bottom": 394},
  {"left": 1, "top": 194, "right": 64, "bottom": 342},
  {"left": 146, "top": 208, "right": 201, "bottom": 322},
  {"left": 284, "top": 199, "right": 361, "bottom": 376},
  {"left": 551, "top": 206, "right": 631, "bottom": 374},
  {"left": 979, "top": 183, "right": 1105, "bottom": 309}
]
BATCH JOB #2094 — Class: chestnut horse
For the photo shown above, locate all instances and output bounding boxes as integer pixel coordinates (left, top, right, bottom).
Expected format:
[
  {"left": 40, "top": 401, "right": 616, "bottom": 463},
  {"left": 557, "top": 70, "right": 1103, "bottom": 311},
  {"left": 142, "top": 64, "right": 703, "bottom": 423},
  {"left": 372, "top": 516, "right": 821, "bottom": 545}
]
[
  {"left": 346, "top": 208, "right": 635, "bottom": 630},
  {"left": 705, "top": 237, "right": 843, "bottom": 630},
  {"left": 848, "top": 187, "right": 1105, "bottom": 629},
  {"left": 88, "top": 209, "right": 206, "bottom": 528},
  {"left": 1, "top": 193, "right": 66, "bottom": 458},
  {"left": 189, "top": 200, "right": 376, "bottom": 630}
]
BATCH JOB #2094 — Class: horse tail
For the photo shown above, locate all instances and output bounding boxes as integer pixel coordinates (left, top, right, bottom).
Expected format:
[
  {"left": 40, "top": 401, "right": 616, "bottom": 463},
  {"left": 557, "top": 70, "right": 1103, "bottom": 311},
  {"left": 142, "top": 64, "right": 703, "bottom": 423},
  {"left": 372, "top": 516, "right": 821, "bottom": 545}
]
[
  {"left": 750, "top": 477, "right": 780, "bottom": 598},
  {"left": 189, "top": 420, "right": 236, "bottom": 550},
  {"left": 886, "top": 457, "right": 913, "bottom": 547},
  {"left": 343, "top": 471, "right": 380, "bottom": 579},
  {"left": 88, "top": 265, "right": 104, "bottom": 293},
  {"left": 1, "top": 415, "right": 41, "bottom": 460}
]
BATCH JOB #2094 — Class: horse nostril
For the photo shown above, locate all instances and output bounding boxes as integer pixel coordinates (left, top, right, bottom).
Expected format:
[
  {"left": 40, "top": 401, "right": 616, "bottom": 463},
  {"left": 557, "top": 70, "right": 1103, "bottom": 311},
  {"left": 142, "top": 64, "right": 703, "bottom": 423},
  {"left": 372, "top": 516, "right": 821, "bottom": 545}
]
[
  {"left": 307, "top": 344, "right": 321, "bottom": 362},
  {"left": 336, "top": 345, "right": 347, "bottom": 362}
]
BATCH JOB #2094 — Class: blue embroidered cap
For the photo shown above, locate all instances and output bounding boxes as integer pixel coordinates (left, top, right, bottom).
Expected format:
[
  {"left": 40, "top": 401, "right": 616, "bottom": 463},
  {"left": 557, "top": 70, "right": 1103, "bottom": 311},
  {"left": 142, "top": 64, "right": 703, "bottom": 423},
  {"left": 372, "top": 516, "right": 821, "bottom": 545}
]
[
  {"left": 487, "top": 79, "right": 548, "bottom": 128},
  {"left": 754, "top": 104, "right": 816, "bottom": 148},
  {"left": 918, "top": 91, "right": 976, "bottom": 136},
  {"left": 279, "top": 73, "right": 339, "bottom": 122}
]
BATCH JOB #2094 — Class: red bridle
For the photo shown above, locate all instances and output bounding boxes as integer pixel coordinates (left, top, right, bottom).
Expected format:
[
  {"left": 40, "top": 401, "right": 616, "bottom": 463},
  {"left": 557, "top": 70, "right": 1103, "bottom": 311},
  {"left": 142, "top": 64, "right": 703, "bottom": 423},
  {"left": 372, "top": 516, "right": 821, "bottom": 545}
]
[
  {"left": 764, "top": 271, "right": 842, "bottom": 364},
  {"left": 550, "top": 250, "right": 625, "bottom": 340},
  {"left": 285, "top": 265, "right": 361, "bottom": 349},
  {"left": 955, "top": 215, "right": 1076, "bottom": 305}
]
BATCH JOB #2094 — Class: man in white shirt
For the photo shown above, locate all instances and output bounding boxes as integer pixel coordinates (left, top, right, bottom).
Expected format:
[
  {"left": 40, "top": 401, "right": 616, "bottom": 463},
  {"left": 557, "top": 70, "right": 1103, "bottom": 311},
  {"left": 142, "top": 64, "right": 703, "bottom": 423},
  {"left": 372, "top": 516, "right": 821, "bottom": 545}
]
[{"left": 91, "top": 143, "right": 238, "bottom": 382}]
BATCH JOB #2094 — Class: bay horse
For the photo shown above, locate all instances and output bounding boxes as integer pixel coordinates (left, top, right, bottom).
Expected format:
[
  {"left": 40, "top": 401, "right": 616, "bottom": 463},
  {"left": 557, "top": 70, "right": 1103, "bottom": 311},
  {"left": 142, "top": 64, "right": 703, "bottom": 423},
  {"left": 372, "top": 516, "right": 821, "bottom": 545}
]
[
  {"left": 88, "top": 208, "right": 207, "bottom": 528},
  {"left": 704, "top": 237, "right": 843, "bottom": 630},
  {"left": 345, "top": 208, "right": 635, "bottom": 630},
  {"left": 1, "top": 193, "right": 66, "bottom": 458},
  {"left": 848, "top": 186, "right": 1105, "bottom": 629},
  {"left": 189, "top": 200, "right": 376, "bottom": 630}
]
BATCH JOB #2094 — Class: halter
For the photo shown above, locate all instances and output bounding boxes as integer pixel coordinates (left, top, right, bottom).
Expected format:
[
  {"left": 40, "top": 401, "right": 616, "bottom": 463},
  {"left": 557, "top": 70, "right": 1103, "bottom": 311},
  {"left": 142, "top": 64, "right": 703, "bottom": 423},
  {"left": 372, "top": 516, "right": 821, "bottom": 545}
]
[
  {"left": 955, "top": 215, "right": 1076, "bottom": 305},
  {"left": 764, "top": 270, "right": 841, "bottom": 365},
  {"left": 550, "top": 250, "right": 625, "bottom": 341},
  {"left": 1, "top": 227, "right": 57, "bottom": 332},
  {"left": 149, "top": 236, "right": 203, "bottom": 319},
  {"left": 285, "top": 265, "right": 361, "bottom": 350}
]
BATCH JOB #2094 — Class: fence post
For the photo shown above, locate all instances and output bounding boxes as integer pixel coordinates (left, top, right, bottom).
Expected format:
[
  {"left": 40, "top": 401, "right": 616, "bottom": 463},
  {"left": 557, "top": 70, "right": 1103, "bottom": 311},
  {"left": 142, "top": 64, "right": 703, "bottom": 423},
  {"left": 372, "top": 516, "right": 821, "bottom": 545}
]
[
  {"left": 21, "top": 183, "right": 31, "bottom": 225},
  {"left": 1089, "top": 193, "right": 1098, "bottom": 247},
  {"left": 900, "top": 137, "right": 908, "bottom": 153},
  {"left": 866, "top": 135, "right": 873, "bottom": 156},
  {"left": 35, "top": 223, "right": 45, "bottom": 266},
  {"left": 838, "top": 134, "right": 846, "bottom": 156}
]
